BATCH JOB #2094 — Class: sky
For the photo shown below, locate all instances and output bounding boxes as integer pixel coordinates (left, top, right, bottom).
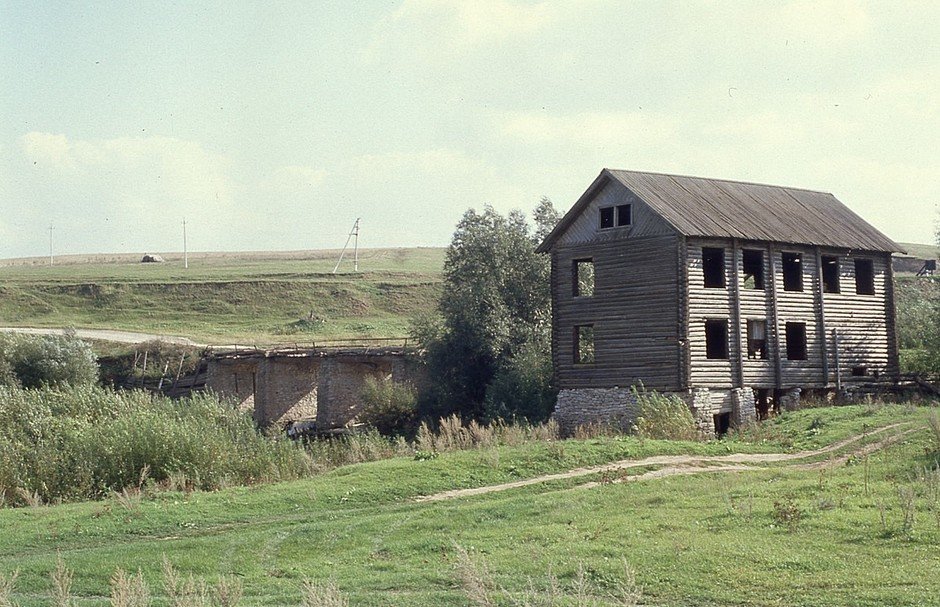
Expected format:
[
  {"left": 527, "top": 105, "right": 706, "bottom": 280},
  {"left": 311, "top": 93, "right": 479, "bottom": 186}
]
[{"left": 1, "top": 0, "right": 937, "bottom": 258}]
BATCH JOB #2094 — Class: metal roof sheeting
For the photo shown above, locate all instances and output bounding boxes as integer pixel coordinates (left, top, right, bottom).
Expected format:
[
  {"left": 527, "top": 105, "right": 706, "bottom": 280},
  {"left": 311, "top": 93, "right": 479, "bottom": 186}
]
[{"left": 539, "top": 169, "right": 903, "bottom": 253}]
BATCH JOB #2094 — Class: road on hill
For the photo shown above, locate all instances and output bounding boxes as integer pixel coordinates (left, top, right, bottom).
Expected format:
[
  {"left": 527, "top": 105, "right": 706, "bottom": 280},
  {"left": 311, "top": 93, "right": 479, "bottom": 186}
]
[{"left": 0, "top": 327, "right": 203, "bottom": 346}]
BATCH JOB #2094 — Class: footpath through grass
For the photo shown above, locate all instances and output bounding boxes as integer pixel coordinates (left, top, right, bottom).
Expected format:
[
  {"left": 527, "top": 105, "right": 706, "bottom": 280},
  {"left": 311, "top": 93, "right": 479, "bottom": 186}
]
[
  {"left": 2, "top": 404, "right": 938, "bottom": 606},
  {"left": 0, "top": 248, "right": 444, "bottom": 344}
]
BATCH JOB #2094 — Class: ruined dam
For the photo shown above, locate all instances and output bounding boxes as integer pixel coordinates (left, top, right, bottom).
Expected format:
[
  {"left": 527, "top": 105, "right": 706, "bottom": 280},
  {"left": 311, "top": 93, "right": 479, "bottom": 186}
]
[{"left": 204, "top": 343, "right": 425, "bottom": 429}]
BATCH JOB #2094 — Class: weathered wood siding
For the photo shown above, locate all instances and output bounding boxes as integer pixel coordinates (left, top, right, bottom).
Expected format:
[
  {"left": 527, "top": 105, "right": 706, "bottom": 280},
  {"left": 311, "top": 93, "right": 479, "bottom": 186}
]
[
  {"left": 821, "top": 252, "right": 898, "bottom": 384},
  {"left": 552, "top": 234, "right": 681, "bottom": 390},
  {"left": 685, "top": 238, "right": 898, "bottom": 390},
  {"left": 555, "top": 177, "right": 674, "bottom": 247}
]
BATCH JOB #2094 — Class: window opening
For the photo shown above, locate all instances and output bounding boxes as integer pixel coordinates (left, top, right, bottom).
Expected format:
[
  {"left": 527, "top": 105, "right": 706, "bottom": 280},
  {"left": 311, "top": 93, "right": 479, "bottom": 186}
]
[
  {"left": 574, "top": 325, "right": 595, "bottom": 364},
  {"left": 822, "top": 256, "right": 840, "bottom": 293},
  {"left": 755, "top": 388, "right": 770, "bottom": 420},
  {"left": 782, "top": 252, "right": 803, "bottom": 291},
  {"left": 572, "top": 259, "right": 595, "bottom": 297},
  {"left": 851, "top": 366, "right": 868, "bottom": 377},
  {"left": 742, "top": 249, "right": 764, "bottom": 289},
  {"left": 616, "top": 204, "right": 632, "bottom": 227},
  {"left": 599, "top": 207, "right": 614, "bottom": 229},
  {"left": 854, "top": 258, "right": 875, "bottom": 295},
  {"left": 702, "top": 247, "right": 726, "bottom": 288},
  {"left": 785, "top": 322, "right": 807, "bottom": 360},
  {"left": 746, "top": 319, "right": 768, "bottom": 360},
  {"left": 705, "top": 319, "right": 729, "bottom": 359}
]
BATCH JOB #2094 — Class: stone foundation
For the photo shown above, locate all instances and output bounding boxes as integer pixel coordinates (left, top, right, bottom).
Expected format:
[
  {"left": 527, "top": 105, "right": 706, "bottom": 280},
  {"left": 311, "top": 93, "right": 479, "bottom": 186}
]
[
  {"left": 780, "top": 388, "right": 801, "bottom": 411},
  {"left": 553, "top": 387, "right": 639, "bottom": 434},
  {"left": 731, "top": 387, "right": 756, "bottom": 426}
]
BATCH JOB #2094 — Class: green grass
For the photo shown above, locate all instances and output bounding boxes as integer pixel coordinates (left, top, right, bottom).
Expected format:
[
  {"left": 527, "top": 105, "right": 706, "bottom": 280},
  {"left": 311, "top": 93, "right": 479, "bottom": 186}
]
[
  {"left": 1, "top": 404, "right": 937, "bottom": 606},
  {"left": 0, "top": 248, "right": 445, "bottom": 344}
]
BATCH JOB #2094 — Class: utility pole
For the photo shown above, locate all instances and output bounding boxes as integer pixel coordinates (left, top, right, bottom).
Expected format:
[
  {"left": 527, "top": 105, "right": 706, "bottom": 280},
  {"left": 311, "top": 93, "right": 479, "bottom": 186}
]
[
  {"left": 332, "top": 218, "right": 361, "bottom": 274},
  {"left": 48, "top": 224, "right": 54, "bottom": 266},
  {"left": 182, "top": 218, "right": 188, "bottom": 269}
]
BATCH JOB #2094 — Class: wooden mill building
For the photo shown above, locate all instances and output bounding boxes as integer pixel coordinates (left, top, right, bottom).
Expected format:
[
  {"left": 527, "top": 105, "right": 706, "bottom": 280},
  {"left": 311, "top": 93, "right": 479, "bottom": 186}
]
[{"left": 537, "top": 169, "right": 903, "bottom": 433}]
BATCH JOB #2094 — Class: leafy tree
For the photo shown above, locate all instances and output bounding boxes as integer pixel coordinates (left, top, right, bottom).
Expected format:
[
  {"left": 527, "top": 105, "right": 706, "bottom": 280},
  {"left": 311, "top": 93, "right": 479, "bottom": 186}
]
[
  {"left": 415, "top": 199, "right": 559, "bottom": 422},
  {"left": 0, "top": 333, "right": 98, "bottom": 389}
]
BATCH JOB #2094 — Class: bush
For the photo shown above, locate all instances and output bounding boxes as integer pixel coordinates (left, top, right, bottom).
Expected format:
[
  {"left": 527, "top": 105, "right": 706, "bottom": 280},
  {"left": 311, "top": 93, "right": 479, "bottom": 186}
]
[
  {"left": 357, "top": 377, "right": 418, "bottom": 436},
  {"left": 0, "top": 384, "right": 313, "bottom": 506},
  {"left": 483, "top": 338, "right": 556, "bottom": 424},
  {"left": 0, "top": 333, "right": 98, "bottom": 389},
  {"left": 631, "top": 388, "right": 703, "bottom": 441}
]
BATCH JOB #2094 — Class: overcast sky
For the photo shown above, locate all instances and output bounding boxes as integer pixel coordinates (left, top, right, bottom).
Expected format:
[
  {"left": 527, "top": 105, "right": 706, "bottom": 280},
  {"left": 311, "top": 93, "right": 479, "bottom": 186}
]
[{"left": 1, "top": 0, "right": 937, "bottom": 258}]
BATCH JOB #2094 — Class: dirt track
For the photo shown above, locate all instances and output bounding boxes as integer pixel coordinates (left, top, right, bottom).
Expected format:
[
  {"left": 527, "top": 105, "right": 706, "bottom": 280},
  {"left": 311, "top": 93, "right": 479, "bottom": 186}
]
[
  {"left": 417, "top": 422, "right": 919, "bottom": 502},
  {"left": 0, "top": 327, "right": 202, "bottom": 346}
]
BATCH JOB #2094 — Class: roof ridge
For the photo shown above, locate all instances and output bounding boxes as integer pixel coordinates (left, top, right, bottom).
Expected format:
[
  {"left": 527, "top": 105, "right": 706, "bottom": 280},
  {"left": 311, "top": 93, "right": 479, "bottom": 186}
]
[{"left": 605, "top": 168, "right": 834, "bottom": 196}]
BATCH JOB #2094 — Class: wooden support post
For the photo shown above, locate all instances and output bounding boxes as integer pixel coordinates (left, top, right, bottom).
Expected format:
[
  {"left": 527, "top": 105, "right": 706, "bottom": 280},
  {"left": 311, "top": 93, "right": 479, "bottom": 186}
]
[
  {"left": 171, "top": 353, "right": 186, "bottom": 392},
  {"left": 731, "top": 239, "right": 744, "bottom": 389},
  {"left": 814, "top": 247, "right": 829, "bottom": 386},
  {"left": 768, "top": 243, "right": 782, "bottom": 390},
  {"left": 834, "top": 328, "right": 842, "bottom": 392}
]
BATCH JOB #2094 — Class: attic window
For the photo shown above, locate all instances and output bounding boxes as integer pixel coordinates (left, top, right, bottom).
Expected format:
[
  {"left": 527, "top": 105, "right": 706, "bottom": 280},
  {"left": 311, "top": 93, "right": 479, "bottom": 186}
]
[
  {"left": 702, "top": 248, "right": 726, "bottom": 289},
  {"left": 822, "top": 256, "right": 840, "bottom": 293},
  {"left": 705, "top": 319, "right": 729, "bottom": 359},
  {"left": 855, "top": 258, "right": 875, "bottom": 295},
  {"left": 599, "top": 207, "right": 614, "bottom": 230},
  {"left": 574, "top": 325, "right": 595, "bottom": 364},
  {"left": 616, "top": 204, "right": 632, "bottom": 227},
  {"left": 782, "top": 252, "right": 803, "bottom": 292},
  {"left": 573, "top": 259, "right": 595, "bottom": 297},
  {"left": 742, "top": 249, "right": 764, "bottom": 290},
  {"left": 785, "top": 322, "right": 807, "bottom": 360}
]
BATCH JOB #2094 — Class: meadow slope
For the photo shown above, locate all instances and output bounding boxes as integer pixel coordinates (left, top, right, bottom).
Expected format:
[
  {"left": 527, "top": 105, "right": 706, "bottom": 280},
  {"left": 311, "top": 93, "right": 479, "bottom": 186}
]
[{"left": 2, "top": 404, "right": 938, "bottom": 606}]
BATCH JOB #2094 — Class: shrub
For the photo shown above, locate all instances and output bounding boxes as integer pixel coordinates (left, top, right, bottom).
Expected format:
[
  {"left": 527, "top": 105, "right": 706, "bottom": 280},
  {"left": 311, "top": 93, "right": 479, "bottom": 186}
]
[
  {"left": 631, "top": 388, "right": 703, "bottom": 441},
  {"left": 0, "top": 334, "right": 98, "bottom": 389},
  {"left": 357, "top": 377, "right": 417, "bottom": 436},
  {"left": 483, "top": 338, "right": 556, "bottom": 424},
  {"left": 0, "top": 384, "right": 313, "bottom": 506}
]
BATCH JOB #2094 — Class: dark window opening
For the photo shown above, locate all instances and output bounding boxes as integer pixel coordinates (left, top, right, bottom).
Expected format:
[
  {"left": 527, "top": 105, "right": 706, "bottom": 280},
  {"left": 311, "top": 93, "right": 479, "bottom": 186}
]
[
  {"left": 616, "top": 204, "right": 632, "bottom": 226},
  {"left": 822, "top": 256, "right": 840, "bottom": 293},
  {"left": 574, "top": 325, "right": 595, "bottom": 364},
  {"left": 705, "top": 319, "right": 729, "bottom": 359},
  {"left": 785, "top": 322, "right": 807, "bottom": 360},
  {"left": 702, "top": 247, "right": 726, "bottom": 288},
  {"left": 854, "top": 258, "right": 875, "bottom": 295},
  {"left": 851, "top": 366, "right": 868, "bottom": 377},
  {"left": 572, "top": 259, "right": 595, "bottom": 297},
  {"left": 742, "top": 249, "right": 764, "bottom": 289},
  {"left": 782, "top": 252, "right": 803, "bottom": 291},
  {"left": 714, "top": 412, "right": 731, "bottom": 436},
  {"left": 746, "top": 319, "right": 768, "bottom": 360},
  {"left": 599, "top": 207, "right": 614, "bottom": 229}
]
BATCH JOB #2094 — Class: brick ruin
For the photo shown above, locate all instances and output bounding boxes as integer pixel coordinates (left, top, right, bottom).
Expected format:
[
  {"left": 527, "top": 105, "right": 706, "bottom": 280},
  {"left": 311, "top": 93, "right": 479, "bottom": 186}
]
[{"left": 204, "top": 346, "right": 425, "bottom": 429}]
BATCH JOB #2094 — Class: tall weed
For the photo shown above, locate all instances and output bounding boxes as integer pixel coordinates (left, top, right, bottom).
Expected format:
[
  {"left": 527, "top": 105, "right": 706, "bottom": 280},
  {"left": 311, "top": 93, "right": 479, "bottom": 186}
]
[{"left": 631, "top": 388, "right": 704, "bottom": 441}]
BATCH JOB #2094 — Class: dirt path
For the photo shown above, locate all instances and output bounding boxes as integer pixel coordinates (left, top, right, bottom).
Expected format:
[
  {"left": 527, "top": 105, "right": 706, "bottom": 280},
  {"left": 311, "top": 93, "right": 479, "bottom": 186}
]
[
  {"left": 0, "top": 327, "right": 202, "bottom": 346},
  {"left": 416, "top": 422, "right": 918, "bottom": 502}
]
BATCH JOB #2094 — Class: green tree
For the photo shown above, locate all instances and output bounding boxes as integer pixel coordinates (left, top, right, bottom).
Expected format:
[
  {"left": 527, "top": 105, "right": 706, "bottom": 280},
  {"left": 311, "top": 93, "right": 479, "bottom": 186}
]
[
  {"left": 415, "top": 199, "right": 559, "bottom": 422},
  {"left": 0, "top": 333, "right": 98, "bottom": 389}
]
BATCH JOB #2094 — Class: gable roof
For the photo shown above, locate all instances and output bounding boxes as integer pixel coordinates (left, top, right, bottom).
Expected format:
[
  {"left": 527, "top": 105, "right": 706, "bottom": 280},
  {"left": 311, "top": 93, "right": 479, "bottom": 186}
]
[{"left": 536, "top": 169, "right": 903, "bottom": 254}]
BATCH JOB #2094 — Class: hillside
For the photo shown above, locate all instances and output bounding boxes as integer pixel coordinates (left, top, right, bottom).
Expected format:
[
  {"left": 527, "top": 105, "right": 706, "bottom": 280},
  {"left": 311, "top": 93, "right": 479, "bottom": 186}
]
[
  {"left": 0, "top": 404, "right": 937, "bottom": 606},
  {"left": 0, "top": 248, "right": 445, "bottom": 345}
]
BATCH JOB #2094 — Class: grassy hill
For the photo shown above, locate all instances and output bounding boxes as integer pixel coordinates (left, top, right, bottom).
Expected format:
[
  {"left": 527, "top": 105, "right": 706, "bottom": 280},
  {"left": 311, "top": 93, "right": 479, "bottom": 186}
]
[
  {"left": 0, "top": 404, "right": 937, "bottom": 606},
  {"left": 0, "top": 248, "right": 445, "bottom": 345}
]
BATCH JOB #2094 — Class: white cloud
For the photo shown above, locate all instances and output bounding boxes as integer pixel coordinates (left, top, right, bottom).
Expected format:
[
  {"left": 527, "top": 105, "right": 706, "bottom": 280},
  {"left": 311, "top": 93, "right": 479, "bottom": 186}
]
[
  {"left": 5, "top": 132, "right": 242, "bottom": 255},
  {"left": 769, "top": 0, "right": 871, "bottom": 43},
  {"left": 498, "top": 111, "right": 678, "bottom": 148},
  {"left": 363, "top": 0, "right": 603, "bottom": 61},
  {"left": 269, "top": 165, "right": 328, "bottom": 190}
]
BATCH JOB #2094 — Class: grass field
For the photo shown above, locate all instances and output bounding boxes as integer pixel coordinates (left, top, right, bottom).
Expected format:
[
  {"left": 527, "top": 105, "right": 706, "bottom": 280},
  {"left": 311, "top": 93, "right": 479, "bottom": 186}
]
[
  {"left": 0, "top": 248, "right": 445, "bottom": 345},
  {"left": 2, "top": 404, "right": 938, "bottom": 606}
]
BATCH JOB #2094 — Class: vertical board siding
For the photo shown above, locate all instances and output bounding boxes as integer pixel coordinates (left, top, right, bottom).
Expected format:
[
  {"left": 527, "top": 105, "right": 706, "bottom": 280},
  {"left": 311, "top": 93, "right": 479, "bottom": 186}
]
[{"left": 553, "top": 234, "right": 681, "bottom": 390}]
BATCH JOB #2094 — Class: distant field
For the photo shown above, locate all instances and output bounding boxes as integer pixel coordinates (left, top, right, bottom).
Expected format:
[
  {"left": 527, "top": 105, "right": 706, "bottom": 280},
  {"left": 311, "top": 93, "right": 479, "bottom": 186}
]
[{"left": 0, "top": 248, "right": 445, "bottom": 345}]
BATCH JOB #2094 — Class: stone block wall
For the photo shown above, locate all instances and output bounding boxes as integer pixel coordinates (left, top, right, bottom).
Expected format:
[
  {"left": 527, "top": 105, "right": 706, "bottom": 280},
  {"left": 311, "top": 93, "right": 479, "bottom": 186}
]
[
  {"left": 256, "top": 357, "right": 320, "bottom": 426},
  {"left": 553, "top": 387, "right": 639, "bottom": 434},
  {"left": 205, "top": 358, "right": 259, "bottom": 414}
]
